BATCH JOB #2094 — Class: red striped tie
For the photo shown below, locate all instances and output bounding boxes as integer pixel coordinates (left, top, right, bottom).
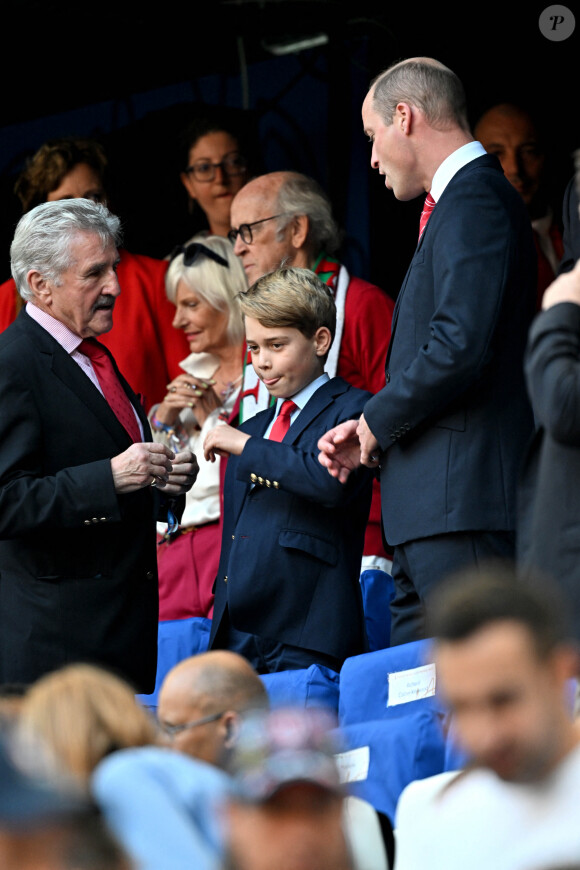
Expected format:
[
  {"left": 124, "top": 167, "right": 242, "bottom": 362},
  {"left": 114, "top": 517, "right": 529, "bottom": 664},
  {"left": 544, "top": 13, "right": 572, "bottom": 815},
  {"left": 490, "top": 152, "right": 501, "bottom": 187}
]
[
  {"left": 418, "top": 193, "right": 436, "bottom": 240},
  {"left": 268, "top": 400, "right": 298, "bottom": 442},
  {"left": 79, "top": 339, "right": 141, "bottom": 443}
]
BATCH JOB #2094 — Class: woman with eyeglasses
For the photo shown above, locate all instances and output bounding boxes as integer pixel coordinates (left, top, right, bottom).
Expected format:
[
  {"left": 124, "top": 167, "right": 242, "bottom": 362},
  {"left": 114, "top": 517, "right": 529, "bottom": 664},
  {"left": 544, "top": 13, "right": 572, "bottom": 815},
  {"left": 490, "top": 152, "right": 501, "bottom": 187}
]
[
  {"left": 148, "top": 234, "right": 247, "bottom": 656},
  {"left": 178, "top": 108, "right": 259, "bottom": 243}
]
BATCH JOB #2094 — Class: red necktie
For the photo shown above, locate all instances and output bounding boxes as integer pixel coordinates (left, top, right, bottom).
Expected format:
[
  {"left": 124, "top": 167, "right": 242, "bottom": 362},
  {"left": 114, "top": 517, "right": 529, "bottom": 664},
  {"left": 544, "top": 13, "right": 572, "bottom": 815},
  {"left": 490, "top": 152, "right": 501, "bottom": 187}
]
[
  {"left": 268, "top": 400, "right": 298, "bottom": 442},
  {"left": 79, "top": 339, "right": 141, "bottom": 443},
  {"left": 418, "top": 193, "right": 436, "bottom": 240}
]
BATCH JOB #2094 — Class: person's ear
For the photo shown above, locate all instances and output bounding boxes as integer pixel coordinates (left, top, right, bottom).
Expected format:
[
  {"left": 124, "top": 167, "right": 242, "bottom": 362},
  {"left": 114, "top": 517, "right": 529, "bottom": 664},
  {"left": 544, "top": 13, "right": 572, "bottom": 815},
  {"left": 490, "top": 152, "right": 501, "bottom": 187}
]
[
  {"left": 27, "top": 270, "right": 52, "bottom": 305},
  {"left": 289, "top": 214, "right": 309, "bottom": 251},
  {"left": 223, "top": 711, "right": 239, "bottom": 748},
  {"left": 313, "top": 326, "right": 332, "bottom": 357},
  {"left": 395, "top": 102, "right": 413, "bottom": 135}
]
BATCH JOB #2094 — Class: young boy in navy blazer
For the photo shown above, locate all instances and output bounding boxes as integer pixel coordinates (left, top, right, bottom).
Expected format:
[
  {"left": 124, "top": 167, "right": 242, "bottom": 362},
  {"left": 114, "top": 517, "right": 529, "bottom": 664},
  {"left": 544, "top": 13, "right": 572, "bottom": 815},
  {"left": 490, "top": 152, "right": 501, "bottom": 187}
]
[{"left": 203, "top": 267, "right": 373, "bottom": 673}]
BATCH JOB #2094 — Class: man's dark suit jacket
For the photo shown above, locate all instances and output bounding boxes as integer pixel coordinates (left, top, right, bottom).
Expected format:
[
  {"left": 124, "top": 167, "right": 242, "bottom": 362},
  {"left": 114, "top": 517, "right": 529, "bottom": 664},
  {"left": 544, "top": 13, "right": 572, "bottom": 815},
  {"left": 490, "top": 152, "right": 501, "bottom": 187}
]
[
  {"left": 364, "top": 153, "right": 537, "bottom": 548},
  {"left": 0, "top": 309, "right": 172, "bottom": 692},
  {"left": 209, "top": 377, "right": 373, "bottom": 665},
  {"left": 517, "top": 301, "right": 580, "bottom": 643},
  {"left": 559, "top": 175, "right": 580, "bottom": 275}
]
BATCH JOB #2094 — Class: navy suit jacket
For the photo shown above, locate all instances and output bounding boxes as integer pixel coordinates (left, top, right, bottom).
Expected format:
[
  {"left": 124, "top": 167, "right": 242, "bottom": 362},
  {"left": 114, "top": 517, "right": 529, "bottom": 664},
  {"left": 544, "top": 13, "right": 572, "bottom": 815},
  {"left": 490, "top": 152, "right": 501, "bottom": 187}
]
[
  {"left": 559, "top": 175, "right": 580, "bottom": 275},
  {"left": 364, "top": 153, "right": 537, "bottom": 548},
  {"left": 517, "top": 302, "right": 580, "bottom": 642},
  {"left": 209, "top": 377, "right": 373, "bottom": 663},
  {"left": 0, "top": 310, "right": 177, "bottom": 692}
]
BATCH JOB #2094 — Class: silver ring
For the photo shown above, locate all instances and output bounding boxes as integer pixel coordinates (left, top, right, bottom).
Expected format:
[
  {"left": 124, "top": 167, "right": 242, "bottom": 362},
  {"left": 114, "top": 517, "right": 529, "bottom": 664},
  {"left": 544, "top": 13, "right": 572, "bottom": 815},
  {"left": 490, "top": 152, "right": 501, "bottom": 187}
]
[
  {"left": 150, "top": 476, "right": 157, "bottom": 487},
  {"left": 169, "top": 386, "right": 177, "bottom": 393},
  {"left": 370, "top": 454, "right": 379, "bottom": 462}
]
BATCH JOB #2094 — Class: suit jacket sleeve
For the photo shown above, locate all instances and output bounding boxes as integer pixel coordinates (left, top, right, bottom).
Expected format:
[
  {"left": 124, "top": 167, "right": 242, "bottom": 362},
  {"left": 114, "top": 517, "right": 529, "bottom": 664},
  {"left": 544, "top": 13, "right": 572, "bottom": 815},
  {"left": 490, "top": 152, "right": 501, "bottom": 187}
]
[
  {"left": 236, "top": 435, "right": 371, "bottom": 508},
  {"left": 558, "top": 177, "right": 580, "bottom": 275},
  {"left": 365, "top": 174, "right": 529, "bottom": 450},
  {"left": 524, "top": 301, "right": 580, "bottom": 445}
]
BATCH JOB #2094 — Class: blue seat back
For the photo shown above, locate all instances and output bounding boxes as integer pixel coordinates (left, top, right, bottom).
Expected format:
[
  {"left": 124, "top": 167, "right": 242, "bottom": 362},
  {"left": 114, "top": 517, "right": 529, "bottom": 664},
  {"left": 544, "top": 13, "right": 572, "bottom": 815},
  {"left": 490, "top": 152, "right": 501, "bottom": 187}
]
[
  {"left": 136, "top": 616, "right": 211, "bottom": 710},
  {"left": 359, "top": 568, "right": 396, "bottom": 652},
  {"left": 334, "top": 710, "right": 447, "bottom": 824},
  {"left": 261, "top": 664, "right": 341, "bottom": 714},
  {"left": 338, "top": 638, "right": 445, "bottom": 727}
]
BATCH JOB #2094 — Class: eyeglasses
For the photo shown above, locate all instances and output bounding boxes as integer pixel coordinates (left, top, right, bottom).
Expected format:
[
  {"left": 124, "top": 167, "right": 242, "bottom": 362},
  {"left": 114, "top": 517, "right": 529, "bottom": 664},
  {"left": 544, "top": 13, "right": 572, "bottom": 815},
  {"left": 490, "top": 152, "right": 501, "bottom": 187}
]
[
  {"left": 169, "top": 241, "right": 230, "bottom": 268},
  {"left": 228, "top": 214, "right": 288, "bottom": 246},
  {"left": 158, "top": 711, "right": 225, "bottom": 738},
  {"left": 185, "top": 152, "right": 248, "bottom": 183}
]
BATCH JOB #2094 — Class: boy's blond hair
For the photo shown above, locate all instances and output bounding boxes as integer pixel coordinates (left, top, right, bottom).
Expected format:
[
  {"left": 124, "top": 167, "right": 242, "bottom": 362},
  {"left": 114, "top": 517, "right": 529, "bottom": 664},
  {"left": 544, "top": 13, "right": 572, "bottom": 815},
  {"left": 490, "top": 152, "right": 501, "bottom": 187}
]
[{"left": 240, "top": 267, "right": 336, "bottom": 342}]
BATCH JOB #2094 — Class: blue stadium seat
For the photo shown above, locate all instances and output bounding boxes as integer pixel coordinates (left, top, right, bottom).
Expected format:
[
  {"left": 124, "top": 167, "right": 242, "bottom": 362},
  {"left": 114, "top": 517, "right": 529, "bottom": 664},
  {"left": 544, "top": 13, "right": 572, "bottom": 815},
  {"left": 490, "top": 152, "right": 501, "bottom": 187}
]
[
  {"left": 260, "top": 664, "right": 341, "bottom": 714},
  {"left": 359, "top": 568, "right": 396, "bottom": 651},
  {"left": 136, "top": 616, "right": 211, "bottom": 711},
  {"left": 338, "top": 638, "right": 445, "bottom": 727}
]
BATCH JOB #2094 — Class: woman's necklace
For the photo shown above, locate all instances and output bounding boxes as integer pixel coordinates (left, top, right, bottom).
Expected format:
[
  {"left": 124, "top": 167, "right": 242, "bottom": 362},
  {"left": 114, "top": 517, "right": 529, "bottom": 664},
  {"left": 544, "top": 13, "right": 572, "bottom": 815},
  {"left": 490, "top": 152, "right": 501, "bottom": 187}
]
[{"left": 216, "top": 371, "right": 243, "bottom": 402}]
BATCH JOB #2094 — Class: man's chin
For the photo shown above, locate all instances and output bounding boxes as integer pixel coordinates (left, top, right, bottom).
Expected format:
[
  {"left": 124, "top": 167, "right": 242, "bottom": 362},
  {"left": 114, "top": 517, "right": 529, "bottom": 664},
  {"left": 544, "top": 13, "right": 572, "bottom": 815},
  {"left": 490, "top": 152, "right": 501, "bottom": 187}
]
[{"left": 90, "top": 310, "right": 115, "bottom": 335}]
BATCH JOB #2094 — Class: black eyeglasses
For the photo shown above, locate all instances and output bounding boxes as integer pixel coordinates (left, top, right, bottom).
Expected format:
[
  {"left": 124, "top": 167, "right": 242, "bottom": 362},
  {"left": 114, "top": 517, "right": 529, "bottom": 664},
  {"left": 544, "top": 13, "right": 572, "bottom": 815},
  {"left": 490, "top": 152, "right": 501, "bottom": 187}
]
[
  {"left": 228, "top": 214, "right": 289, "bottom": 246},
  {"left": 185, "top": 151, "right": 248, "bottom": 183},
  {"left": 158, "top": 711, "right": 225, "bottom": 738},
  {"left": 169, "top": 242, "right": 230, "bottom": 268}
]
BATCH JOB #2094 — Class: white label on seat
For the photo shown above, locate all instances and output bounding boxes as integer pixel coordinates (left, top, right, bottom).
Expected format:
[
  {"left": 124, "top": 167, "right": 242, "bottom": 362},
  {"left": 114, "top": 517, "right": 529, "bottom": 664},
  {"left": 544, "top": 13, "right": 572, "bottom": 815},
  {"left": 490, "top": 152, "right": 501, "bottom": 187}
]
[
  {"left": 335, "top": 746, "right": 370, "bottom": 783},
  {"left": 387, "top": 662, "right": 436, "bottom": 706}
]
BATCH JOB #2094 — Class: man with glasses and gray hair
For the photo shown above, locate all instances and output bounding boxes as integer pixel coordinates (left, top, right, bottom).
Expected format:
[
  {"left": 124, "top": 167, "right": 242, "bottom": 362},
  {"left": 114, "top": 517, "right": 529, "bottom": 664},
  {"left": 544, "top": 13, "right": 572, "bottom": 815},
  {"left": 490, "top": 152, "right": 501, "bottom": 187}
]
[{"left": 229, "top": 170, "right": 395, "bottom": 571}]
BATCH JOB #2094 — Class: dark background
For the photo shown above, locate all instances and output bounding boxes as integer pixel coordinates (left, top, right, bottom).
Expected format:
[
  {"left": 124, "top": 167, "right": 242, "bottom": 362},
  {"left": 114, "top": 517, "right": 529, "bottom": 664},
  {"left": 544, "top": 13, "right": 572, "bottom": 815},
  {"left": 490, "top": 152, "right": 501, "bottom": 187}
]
[{"left": 0, "top": 0, "right": 578, "bottom": 299}]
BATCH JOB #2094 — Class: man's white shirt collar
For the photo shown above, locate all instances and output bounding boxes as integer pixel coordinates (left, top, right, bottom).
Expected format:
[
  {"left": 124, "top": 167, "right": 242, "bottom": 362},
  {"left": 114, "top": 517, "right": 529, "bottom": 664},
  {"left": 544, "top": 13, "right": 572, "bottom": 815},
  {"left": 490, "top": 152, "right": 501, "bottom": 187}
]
[{"left": 430, "top": 141, "right": 486, "bottom": 202}]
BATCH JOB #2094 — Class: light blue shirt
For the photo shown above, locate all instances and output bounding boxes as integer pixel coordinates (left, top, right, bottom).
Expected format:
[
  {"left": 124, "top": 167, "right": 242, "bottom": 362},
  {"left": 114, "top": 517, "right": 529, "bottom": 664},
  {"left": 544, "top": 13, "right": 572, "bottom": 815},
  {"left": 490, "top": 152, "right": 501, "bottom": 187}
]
[
  {"left": 263, "top": 373, "right": 330, "bottom": 439},
  {"left": 92, "top": 745, "right": 231, "bottom": 870},
  {"left": 430, "top": 140, "right": 487, "bottom": 202}
]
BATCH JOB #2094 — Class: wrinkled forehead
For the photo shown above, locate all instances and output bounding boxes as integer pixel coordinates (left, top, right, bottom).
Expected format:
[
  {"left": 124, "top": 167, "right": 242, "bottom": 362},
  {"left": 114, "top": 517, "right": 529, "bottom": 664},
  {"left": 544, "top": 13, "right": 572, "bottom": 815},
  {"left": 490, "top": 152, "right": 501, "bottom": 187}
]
[{"left": 231, "top": 186, "right": 278, "bottom": 225}]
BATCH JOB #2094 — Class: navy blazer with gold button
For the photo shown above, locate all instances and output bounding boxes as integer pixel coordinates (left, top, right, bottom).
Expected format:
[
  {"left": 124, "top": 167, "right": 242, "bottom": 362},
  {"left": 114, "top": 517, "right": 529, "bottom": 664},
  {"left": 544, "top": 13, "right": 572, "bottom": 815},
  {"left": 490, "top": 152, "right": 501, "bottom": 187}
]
[{"left": 209, "top": 376, "right": 373, "bottom": 664}]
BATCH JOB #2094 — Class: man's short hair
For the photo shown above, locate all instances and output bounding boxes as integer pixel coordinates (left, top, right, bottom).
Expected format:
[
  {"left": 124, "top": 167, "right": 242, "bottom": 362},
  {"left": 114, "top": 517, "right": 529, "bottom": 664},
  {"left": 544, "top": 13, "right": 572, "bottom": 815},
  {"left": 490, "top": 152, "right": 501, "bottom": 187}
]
[
  {"left": 273, "top": 173, "right": 341, "bottom": 255},
  {"left": 240, "top": 266, "right": 336, "bottom": 342},
  {"left": 371, "top": 57, "right": 470, "bottom": 133},
  {"left": 426, "top": 561, "right": 570, "bottom": 658},
  {"left": 10, "top": 199, "right": 121, "bottom": 302}
]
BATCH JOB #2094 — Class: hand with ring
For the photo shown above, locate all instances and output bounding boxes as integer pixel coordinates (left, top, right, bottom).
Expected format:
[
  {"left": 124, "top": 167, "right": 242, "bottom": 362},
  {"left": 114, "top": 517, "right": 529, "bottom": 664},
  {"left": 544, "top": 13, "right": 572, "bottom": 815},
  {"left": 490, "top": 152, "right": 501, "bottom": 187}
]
[{"left": 155, "top": 375, "right": 220, "bottom": 429}]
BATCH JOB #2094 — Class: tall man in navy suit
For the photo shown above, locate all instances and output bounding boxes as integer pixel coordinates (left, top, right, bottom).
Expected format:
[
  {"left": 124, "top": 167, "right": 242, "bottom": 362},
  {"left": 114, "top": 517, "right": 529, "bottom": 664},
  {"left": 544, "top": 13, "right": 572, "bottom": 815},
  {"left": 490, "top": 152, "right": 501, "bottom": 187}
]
[
  {"left": 0, "top": 199, "right": 198, "bottom": 692},
  {"left": 318, "top": 57, "right": 537, "bottom": 645}
]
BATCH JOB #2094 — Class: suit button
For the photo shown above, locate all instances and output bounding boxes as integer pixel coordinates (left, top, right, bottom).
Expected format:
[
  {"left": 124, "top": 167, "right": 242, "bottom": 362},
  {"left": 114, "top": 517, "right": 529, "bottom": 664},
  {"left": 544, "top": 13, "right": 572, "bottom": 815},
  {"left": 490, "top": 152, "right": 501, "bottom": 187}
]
[
  {"left": 224, "top": 575, "right": 228, "bottom": 583},
  {"left": 385, "top": 372, "right": 391, "bottom": 383},
  {"left": 231, "top": 534, "right": 235, "bottom": 540},
  {"left": 145, "top": 571, "right": 155, "bottom": 581},
  {"left": 91, "top": 517, "right": 99, "bottom": 524},
  {"left": 265, "top": 479, "right": 271, "bottom": 487},
  {"left": 250, "top": 473, "right": 257, "bottom": 482},
  {"left": 273, "top": 481, "right": 280, "bottom": 489},
  {"left": 84, "top": 520, "right": 91, "bottom": 526},
  {"left": 100, "top": 517, "right": 107, "bottom": 523},
  {"left": 258, "top": 477, "right": 264, "bottom": 485}
]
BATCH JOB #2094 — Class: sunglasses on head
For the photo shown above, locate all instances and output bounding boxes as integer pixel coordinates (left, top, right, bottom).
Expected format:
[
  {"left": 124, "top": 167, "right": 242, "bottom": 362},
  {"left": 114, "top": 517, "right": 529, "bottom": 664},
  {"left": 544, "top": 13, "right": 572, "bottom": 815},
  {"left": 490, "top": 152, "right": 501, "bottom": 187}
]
[{"left": 169, "top": 241, "right": 230, "bottom": 268}]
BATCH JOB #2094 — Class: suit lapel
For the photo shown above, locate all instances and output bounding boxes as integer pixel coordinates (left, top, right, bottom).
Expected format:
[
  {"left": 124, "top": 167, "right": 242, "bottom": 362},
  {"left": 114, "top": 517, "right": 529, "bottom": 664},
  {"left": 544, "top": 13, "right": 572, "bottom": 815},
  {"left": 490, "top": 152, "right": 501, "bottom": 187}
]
[
  {"left": 284, "top": 379, "right": 346, "bottom": 444},
  {"left": 20, "top": 311, "right": 140, "bottom": 450}
]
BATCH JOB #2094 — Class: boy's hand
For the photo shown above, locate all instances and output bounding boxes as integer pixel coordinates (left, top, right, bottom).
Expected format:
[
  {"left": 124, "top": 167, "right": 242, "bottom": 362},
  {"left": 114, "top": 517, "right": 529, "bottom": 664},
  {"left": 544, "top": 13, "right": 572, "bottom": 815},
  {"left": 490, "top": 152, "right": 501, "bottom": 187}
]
[{"left": 204, "top": 423, "right": 250, "bottom": 462}]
